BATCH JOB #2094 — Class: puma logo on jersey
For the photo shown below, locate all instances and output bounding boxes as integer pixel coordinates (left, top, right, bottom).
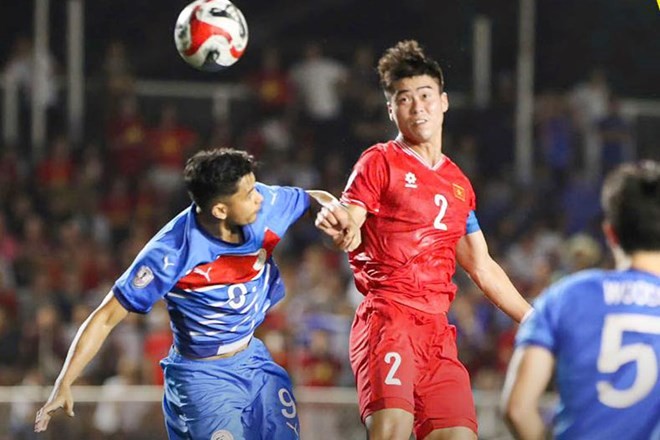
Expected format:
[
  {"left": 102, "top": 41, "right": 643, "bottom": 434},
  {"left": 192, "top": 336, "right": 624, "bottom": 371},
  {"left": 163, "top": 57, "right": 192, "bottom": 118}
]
[
  {"left": 404, "top": 172, "right": 418, "bottom": 188},
  {"left": 193, "top": 266, "right": 213, "bottom": 282},
  {"left": 286, "top": 422, "right": 299, "bottom": 437},
  {"left": 162, "top": 255, "right": 175, "bottom": 270},
  {"left": 269, "top": 189, "right": 278, "bottom": 205}
]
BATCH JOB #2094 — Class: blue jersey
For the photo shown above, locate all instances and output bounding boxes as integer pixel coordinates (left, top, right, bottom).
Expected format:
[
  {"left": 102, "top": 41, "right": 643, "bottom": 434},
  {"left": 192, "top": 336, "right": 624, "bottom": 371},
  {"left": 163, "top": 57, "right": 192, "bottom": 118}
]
[
  {"left": 517, "top": 269, "right": 660, "bottom": 440},
  {"left": 113, "top": 183, "right": 310, "bottom": 358}
]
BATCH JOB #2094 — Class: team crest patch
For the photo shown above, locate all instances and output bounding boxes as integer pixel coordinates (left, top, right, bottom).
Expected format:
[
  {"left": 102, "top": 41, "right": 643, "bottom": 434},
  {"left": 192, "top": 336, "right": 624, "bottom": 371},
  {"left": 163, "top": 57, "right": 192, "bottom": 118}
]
[
  {"left": 132, "top": 265, "right": 154, "bottom": 288},
  {"left": 211, "top": 430, "right": 234, "bottom": 440},
  {"left": 253, "top": 248, "right": 268, "bottom": 271},
  {"left": 453, "top": 183, "right": 466, "bottom": 202}
]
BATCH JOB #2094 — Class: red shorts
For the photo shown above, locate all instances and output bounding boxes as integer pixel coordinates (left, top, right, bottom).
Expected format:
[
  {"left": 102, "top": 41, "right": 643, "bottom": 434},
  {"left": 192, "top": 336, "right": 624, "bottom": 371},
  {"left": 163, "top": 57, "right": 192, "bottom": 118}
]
[{"left": 349, "top": 296, "right": 477, "bottom": 439}]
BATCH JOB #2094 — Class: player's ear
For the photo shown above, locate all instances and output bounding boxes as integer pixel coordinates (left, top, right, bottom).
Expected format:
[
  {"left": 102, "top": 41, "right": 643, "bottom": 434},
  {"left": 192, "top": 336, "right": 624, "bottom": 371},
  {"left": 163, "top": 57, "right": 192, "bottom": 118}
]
[
  {"left": 441, "top": 92, "right": 449, "bottom": 113},
  {"left": 387, "top": 101, "right": 394, "bottom": 121},
  {"left": 211, "top": 202, "right": 228, "bottom": 221},
  {"left": 602, "top": 221, "right": 619, "bottom": 247}
]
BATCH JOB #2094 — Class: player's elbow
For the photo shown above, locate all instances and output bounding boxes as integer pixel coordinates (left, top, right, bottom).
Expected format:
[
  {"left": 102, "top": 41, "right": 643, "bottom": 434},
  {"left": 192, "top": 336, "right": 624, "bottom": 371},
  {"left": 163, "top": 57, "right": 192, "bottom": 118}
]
[{"left": 502, "top": 396, "right": 530, "bottom": 432}]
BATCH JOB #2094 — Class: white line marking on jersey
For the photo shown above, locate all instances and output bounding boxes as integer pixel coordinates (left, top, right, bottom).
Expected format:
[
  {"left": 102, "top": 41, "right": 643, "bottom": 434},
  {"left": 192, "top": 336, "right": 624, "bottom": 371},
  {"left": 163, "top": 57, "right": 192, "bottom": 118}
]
[{"left": 166, "top": 292, "right": 187, "bottom": 299}]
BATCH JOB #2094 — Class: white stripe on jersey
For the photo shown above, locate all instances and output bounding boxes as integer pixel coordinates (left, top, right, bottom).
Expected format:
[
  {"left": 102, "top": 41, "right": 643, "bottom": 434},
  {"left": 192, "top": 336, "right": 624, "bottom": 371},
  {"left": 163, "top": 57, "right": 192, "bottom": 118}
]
[
  {"left": 167, "top": 292, "right": 187, "bottom": 299},
  {"left": 199, "top": 319, "right": 228, "bottom": 325},
  {"left": 185, "top": 284, "right": 228, "bottom": 293}
]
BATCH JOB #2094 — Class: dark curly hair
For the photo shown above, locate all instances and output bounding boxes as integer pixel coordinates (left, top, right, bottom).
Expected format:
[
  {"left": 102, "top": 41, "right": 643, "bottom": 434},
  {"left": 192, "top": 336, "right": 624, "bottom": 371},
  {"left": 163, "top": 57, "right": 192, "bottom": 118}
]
[
  {"left": 377, "top": 40, "right": 444, "bottom": 98},
  {"left": 602, "top": 160, "right": 660, "bottom": 252},
  {"left": 183, "top": 148, "right": 256, "bottom": 212}
]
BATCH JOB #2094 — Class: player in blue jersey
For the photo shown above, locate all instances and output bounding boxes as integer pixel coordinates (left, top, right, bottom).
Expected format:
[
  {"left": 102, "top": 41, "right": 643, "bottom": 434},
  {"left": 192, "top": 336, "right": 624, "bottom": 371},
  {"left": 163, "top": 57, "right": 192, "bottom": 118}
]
[
  {"left": 34, "top": 148, "right": 357, "bottom": 439},
  {"left": 502, "top": 160, "right": 660, "bottom": 440}
]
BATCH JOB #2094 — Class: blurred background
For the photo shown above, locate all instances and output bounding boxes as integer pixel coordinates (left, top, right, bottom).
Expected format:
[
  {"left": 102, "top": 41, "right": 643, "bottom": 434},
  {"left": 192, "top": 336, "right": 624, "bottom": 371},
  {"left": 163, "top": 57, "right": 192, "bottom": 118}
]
[{"left": 0, "top": 0, "right": 659, "bottom": 439}]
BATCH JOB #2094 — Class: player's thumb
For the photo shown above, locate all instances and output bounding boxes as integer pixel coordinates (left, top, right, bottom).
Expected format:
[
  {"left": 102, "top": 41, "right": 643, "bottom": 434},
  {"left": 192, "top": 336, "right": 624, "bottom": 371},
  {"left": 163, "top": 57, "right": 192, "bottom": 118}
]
[{"left": 64, "top": 399, "right": 75, "bottom": 417}]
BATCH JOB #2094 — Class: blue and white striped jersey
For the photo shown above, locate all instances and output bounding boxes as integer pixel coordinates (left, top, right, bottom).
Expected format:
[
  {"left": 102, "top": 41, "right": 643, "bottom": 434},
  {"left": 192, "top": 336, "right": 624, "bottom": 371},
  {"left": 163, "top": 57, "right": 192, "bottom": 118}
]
[{"left": 113, "top": 183, "right": 310, "bottom": 358}]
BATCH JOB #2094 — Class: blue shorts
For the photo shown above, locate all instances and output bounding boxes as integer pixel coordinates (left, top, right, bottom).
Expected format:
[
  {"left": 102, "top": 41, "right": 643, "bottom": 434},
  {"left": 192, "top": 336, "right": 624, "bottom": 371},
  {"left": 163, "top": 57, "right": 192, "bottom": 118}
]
[{"left": 160, "top": 338, "right": 300, "bottom": 440}]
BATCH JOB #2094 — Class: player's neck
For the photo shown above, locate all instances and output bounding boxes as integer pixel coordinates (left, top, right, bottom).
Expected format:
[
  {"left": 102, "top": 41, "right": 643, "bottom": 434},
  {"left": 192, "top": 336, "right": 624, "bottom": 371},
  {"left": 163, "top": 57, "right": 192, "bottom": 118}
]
[
  {"left": 197, "top": 212, "right": 244, "bottom": 244},
  {"left": 629, "top": 251, "right": 660, "bottom": 276},
  {"left": 218, "top": 223, "right": 244, "bottom": 244},
  {"left": 399, "top": 136, "right": 444, "bottom": 167}
]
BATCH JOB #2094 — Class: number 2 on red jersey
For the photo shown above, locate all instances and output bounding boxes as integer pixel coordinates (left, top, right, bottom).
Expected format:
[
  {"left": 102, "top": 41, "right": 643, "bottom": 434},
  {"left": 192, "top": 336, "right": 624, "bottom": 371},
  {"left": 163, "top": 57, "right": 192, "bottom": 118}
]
[{"left": 434, "top": 194, "right": 448, "bottom": 230}]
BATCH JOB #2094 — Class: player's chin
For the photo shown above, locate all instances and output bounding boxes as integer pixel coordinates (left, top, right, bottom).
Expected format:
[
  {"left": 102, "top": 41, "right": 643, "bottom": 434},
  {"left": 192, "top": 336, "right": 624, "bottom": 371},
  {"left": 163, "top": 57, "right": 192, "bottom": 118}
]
[{"left": 245, "top": 212, "right": 259, "bottom": 225}]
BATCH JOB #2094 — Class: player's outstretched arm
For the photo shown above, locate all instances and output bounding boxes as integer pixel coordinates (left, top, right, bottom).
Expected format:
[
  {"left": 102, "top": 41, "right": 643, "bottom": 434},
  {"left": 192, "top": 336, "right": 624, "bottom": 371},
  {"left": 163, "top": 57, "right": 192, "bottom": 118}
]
[
  {"left": 307, "top": 190, "right": 365, "bottom": 252},
  {"left": 501, "top": 346, "right": 555, "bottom": 440},
  {"left": 34, "top": 291, "right": 129, "bottom": 432},
  {"left": 456, "top": 230, "right": 532, "bottom": 323}
]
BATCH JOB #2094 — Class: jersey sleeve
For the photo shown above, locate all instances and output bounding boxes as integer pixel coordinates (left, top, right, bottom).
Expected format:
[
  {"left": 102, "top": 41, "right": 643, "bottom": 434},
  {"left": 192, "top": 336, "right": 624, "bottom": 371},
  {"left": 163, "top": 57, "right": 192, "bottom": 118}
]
[
  {"left": 112, "top": 243, "right": 179, "bottom": 314},
  {"left": 258, "top": 183, "right": 310, "bottom": 236},
  {"left": 515, "top": 285, "right": 563, "bottom": 353},
  {"left": 465, "top": 210, "right": 481, "bottom": 234},
  {"left": 468, "top": 180, "right": 477, "bottom": 211},
  {"left": 340, "top": 148, "right": 388, "bottom": 214}
]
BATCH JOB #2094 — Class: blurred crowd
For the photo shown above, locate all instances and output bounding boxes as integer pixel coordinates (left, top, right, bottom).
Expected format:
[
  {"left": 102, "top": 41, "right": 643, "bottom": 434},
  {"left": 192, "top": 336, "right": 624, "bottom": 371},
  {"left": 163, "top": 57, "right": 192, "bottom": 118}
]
[{"left": 0, "top": 36, "right": 637, "bottom": 438}]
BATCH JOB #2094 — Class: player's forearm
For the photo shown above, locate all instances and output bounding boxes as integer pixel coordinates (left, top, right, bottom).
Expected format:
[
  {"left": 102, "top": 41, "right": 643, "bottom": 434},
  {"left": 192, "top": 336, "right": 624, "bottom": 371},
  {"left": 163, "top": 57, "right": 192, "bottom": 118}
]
[
  {"left": 505, "top": 408, "right": 545, "bottom": 440},
  {"left": 471, "top": 259, "right": 532, "bottom": 323},
  {"left": 56, "top": 316, "right": 115, "bottom": 387},
  {"left": 55, "top": 296, "right": 127, "bottom": 387},
  {"left": 305, "top": 190, "right": 340, "bottom": 208}
]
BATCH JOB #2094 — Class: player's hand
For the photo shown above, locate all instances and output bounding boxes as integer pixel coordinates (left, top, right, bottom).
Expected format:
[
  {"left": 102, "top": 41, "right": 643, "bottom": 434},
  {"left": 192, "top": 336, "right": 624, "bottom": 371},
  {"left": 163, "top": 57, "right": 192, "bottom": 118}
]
[
  {"left": 315, "top": 202, "right": 361, "bottom": 251},
  {"left": 34, "top": 384, "right": 75, "bottom": 432},
  {"left": 315, "top": 204, "right": 344, "bottom": 239},
  {"left": 335, "top": 220, "right": 361, "bottom": 252}
]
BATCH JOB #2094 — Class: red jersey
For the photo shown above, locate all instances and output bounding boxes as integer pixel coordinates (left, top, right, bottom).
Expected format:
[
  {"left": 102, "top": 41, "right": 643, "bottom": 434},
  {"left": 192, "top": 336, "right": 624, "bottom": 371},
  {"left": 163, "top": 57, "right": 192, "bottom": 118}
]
[{"left": 341, "top": 140, "right": 477, "bottom": 313}]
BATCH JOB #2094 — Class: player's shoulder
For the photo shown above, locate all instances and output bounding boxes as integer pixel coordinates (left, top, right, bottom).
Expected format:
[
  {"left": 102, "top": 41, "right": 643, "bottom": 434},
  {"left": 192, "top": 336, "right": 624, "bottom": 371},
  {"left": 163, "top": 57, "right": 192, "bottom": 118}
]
[
  {"left": 545, "top": 269, "right": 608, "bottom": 301},
  {"left": 360, "top": 141, "right": 399, "bottom": 159},
  {"left": 254, "top": 182, "right": 309, "bottom": 221},
  {"left": 255, "top": 181, "right": 280, "bottom": 202},
  {"left": 255, "top": 181, "right": 272, "bottom": 197},
  {"left": 352, "top": 142, "right": 403, "bottom": 174},
  {"left": 528, "top": 269, "right": 609, "bottom": 328},
  {"left": 256, "top": 181, "right": 305, "bottom": 202},
  {"left": 441, "top": 155, "right": 472, "bottom": 183},
  {"left": 147, "top": 206, "right": 194, "bottom": 254}
]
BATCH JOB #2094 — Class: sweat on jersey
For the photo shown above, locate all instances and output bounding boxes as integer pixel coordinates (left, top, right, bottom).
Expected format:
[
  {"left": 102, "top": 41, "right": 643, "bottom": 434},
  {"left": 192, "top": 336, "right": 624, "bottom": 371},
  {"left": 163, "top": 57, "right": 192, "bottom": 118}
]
[
  {"left": 341, "top": 140, "right": 480, "bottom": 314},
  {"left": 112, "top": 183, "right": 310, "bottom": 359},
  {"left": 517, "top": 268, "right": 660, "bottom": 440}
]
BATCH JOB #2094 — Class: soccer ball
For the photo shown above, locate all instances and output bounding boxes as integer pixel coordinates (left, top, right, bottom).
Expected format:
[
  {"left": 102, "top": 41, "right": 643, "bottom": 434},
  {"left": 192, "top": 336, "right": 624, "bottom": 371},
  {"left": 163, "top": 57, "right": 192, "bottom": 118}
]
[{"left": 174, "top": 0, "right": 248, "bottom": 71}]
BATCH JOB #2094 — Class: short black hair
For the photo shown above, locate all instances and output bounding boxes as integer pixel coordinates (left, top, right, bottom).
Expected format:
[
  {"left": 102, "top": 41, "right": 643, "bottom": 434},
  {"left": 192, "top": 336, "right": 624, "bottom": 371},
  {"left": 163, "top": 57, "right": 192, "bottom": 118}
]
[
  {"left": 183, "top": 148, "right": 256, "bottom": 212},
  {"left": 377, "top": 40, "right": 444, "bottom": 98},
  {"left": 601, "top": 160, "right": 660, "bottom": 253}
]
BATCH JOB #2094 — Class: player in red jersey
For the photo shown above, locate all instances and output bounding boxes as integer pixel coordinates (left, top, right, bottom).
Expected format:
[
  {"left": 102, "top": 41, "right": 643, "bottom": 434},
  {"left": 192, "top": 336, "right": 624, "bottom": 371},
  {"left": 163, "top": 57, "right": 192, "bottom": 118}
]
[{"left": 316, "top": 40, "right": 533, "bottom": 440}]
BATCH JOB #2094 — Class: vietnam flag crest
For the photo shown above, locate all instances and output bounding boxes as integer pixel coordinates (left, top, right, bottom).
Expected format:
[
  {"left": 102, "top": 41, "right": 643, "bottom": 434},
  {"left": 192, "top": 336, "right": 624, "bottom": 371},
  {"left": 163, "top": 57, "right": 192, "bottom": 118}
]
[{"left": 453, "top": 183, "right": 466, "bottom": 202}]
